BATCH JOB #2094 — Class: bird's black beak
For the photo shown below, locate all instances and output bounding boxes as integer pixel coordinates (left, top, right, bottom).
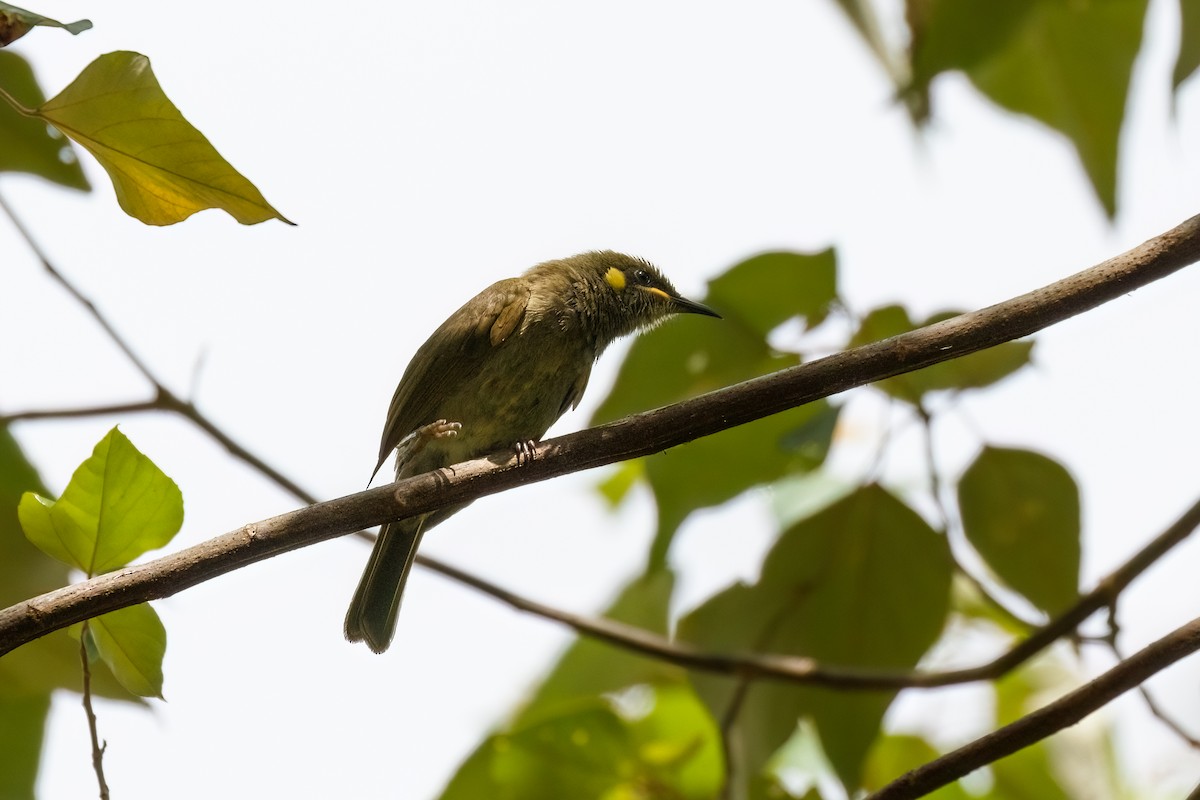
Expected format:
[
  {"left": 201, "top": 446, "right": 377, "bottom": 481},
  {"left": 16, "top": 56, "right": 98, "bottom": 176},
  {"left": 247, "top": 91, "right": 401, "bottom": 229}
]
[{"left": 671, "top": 294, "right": 721, "bottom": 319}]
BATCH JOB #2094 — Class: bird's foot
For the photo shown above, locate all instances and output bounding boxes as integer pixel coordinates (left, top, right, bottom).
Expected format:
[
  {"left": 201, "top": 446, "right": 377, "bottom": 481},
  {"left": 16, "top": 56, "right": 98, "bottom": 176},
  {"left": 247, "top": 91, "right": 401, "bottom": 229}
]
[
  {"left": 421, "top": 419, "right": 462, "bottom": 440},
  {"left": 514, "top": 439, "right": 538, "bottom": 466},
  {"left": 399, "top": 420, "right": 462, "bottom": 461}
]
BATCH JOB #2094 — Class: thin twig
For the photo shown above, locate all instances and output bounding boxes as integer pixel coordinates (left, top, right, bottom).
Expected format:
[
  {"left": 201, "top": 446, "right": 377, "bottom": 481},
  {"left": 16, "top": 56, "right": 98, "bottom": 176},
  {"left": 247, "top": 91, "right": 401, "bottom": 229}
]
[
  {"left": 1100, "top": 639, "right": 1200, "bottom": 749},
  {"left": 1, "top": 193, "right": 320, "bottom": 507},
  {"left": 78, "top": 622, "right": 110, "bottom": 800},
  {"left": 1137, "top": 684, "right": 1200, "bottom": 749},
  {"left": 916, "top": 404, "right": 1038, "bottom": 631},
  {"left": 0, "top": 193, "right": 156, "bottom": 385},
  {"left": 0, "top": 400, "right": 161, "bottom": 424}
]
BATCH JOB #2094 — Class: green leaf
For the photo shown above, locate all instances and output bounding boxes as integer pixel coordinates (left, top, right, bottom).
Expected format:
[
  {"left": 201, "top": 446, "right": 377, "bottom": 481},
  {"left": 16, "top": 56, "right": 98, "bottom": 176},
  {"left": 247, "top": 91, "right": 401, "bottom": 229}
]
[
  {"left": 1176, "top": 0, "right": 1200, "bottom": 89},
  {"left": 441, "top": 686, "right": 722, "bottom": 800},
  {"left": 850, "top": 305, "right": 1033, "bottom": 403},
  {"left": 516, "top": 568, "right": 680, "bottom": 725},
  {"left": 958, "top": 447, "right": 1081, "bottom": 615},
  {"left": 909, "top": 0, "right": 1148, "bottom": 217},
  {"left": 862, "top": 734, "right": 971, "bottom": 799},
  {"left": 18, "top": 426, "right": 183, "bottom": 575},
  {"left": 679, "top": 485, "right": 952, "bottom": 792},
  {"left": 596, "top": 459, "right": 643, "bottom": 508},
  {"left": 621, "top": 683, "right": 724, "bottom": 798},
  {"left": 645, "top": 401, "right": 838, "bottom": 568},
  {"left": 984, "top": 665, "right": 1074, "bottom": 800},
  {"left": 0, "top": 51, "right": 89, "bottom": 189},
  {"left": 0, "top": 430, "right": 143, "bottom": 700},
  {"left": 31, "top": 51, "right": 291, "bottom": 225},
  {"left": 0, "top": 693, "right": 48, "bottom": 800},
  {"left": 86, "top": 604, "right": 167, "bottom": 698},
  {"left": 0, "top": 2, "right": 90, "bottom": 46},
  {"left": 706, "top": 250, "right": 839, "bottom": 337},
  {"left": 0, "top": 428, "right": 144, "bottom": 794}
]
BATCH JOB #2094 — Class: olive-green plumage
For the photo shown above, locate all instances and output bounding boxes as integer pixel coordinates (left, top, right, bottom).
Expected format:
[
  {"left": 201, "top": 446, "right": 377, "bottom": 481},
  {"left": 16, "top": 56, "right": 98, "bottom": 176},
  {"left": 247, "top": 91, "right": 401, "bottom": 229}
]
[{"left": 344, "top": 250, "right": 719, "bottom": 653}]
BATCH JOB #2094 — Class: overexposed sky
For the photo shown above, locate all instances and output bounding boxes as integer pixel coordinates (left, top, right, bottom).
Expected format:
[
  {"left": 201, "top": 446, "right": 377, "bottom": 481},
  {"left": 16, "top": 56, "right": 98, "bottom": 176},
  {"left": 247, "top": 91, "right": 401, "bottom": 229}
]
[{"left": 5, "top": 1, "right": 1200, "bottom": 798}]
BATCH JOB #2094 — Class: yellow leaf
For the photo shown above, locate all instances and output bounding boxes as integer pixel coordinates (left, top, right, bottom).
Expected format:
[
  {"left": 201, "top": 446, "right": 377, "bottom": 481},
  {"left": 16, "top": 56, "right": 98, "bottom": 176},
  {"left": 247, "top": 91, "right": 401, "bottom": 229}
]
[{"left": 35, "top": 51, "right": 292, "bottom": 226}]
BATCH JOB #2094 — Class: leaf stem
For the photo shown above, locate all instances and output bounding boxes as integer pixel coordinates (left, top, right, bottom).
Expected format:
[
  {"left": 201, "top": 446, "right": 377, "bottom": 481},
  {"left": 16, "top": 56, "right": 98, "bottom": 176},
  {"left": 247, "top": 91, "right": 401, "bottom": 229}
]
[{"left": 0, "top": 83, "right": 35, "bottom": 117}]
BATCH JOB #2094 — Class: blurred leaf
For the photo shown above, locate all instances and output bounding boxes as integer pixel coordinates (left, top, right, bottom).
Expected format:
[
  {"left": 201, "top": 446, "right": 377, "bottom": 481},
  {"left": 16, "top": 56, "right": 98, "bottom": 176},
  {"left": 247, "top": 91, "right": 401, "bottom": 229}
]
[
  {"left": 850, "top": 305, "right": 1032, "bottom": 403},
  {"left": 516, "top": 568, "right": 680, "bottom": 725},
  {"left": 0, "top": 2, "right": 90, "bottom": 45},
  {"left": 18, "top": 426, "right": 183, "bottom": 575},
  {"left": 441, "top": 685, "right": 722, "bottom": 800},
  {"left": 986, "top": 666, "right": 1074, "bottom": 800},
  {"left": 909, "top": 0, "right": 1147, "bottom": 217},
  {"left": 679, "top": 485, "right": 952, "bottom": 792},
  {"left": 0, "top": 693, "right": 47, "bottom": 800},
  {"left": 0, "top": 51, "right": 89, "bottom": 188},
  {"left": 959, "top": 447, "right": 1080, "bottom": 615},
  {"left": 28, "top": 51, "right": 290, "bottom": 225},
  {"left": 706, "top": 250, "right": 838, "bottom": 336},
  {"left": 86, "top": 603, "right": 167, "bottom": 698},
  {"left": 949, "top": 572, "right": 1034, "bottom": 639},
  {"left": 622, "top": 683, "right": 724, "bottom": 798},
  {"left": 1176, "top": 0, "right": 1200, "bottom": 89},
  {"left": 834, "top": 0, "right": 906, "bottom": 96},
  {"left": 491, "top": 703, "right": 631, "bottom": 799},
  {"left": 645, "top": 401, "right": 838, "bottom": 568},
  {"left": 596, "top": 459, "right": 643, "bottom": 508},
  {"left": 862, "top": 734, "right": 971, "bottom": 799}
]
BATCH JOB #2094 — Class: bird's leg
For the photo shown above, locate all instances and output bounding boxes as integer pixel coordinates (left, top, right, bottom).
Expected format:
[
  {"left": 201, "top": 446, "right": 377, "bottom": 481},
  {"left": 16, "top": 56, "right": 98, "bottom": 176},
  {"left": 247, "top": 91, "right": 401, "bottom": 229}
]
[
  {"left": 514, "top": 439, "right": 538, "bottom": 466},
  {"left": 397, "top": 419, "right": 462, "bottom": 463}
]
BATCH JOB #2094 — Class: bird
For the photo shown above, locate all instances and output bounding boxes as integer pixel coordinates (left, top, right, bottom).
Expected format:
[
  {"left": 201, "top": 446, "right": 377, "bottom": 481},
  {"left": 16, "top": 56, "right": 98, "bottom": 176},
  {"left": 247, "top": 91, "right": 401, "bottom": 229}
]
[{"left": 344, "top": 250, "right": 720, "bottom": 653}]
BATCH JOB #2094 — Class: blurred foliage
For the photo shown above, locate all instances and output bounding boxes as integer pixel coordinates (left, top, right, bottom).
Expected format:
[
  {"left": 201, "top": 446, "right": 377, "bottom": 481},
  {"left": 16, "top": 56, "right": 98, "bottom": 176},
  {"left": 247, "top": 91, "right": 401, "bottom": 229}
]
[
  {"left": 959, "top": 447, "right": 1081, "bottom": 616},
  {"left": 0, "top": 51, "right": 89, "bottom": 189},
  {"left": 442, "top": 224, "right": 1094, "bottom": 798}
]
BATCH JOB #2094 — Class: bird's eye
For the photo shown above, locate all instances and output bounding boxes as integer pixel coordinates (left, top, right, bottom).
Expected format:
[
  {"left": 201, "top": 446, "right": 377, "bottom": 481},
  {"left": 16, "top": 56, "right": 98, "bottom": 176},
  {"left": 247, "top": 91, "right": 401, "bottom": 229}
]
[{"left": 632, "top": 269, "right": 651, "bottom": 285}]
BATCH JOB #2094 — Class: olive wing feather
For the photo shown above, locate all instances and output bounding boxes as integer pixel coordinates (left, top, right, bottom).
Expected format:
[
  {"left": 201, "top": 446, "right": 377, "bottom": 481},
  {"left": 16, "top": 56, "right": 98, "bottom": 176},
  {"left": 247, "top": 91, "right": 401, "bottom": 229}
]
[{"left": 374, "top": 279, "right": 531, "bottom": 476}]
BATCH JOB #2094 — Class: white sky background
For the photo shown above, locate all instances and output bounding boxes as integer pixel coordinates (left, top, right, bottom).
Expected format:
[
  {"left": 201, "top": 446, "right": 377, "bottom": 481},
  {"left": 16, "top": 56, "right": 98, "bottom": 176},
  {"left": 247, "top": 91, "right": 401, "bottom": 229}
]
[{"left": 4, "top": 1, "right": 1200, "bottom": 797}]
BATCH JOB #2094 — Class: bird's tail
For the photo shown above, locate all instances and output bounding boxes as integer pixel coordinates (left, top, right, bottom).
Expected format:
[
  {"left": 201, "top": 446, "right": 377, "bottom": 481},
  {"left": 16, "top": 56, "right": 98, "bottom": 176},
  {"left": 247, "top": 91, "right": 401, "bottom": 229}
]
[{"left": 344, "top": 516, "right": 427, "bottom": 653}]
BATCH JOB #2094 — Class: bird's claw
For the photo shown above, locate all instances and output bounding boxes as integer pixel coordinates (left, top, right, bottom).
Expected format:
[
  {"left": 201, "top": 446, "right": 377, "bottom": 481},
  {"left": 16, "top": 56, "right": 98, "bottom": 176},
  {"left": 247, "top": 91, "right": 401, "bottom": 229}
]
[
  {"left": 421, "top": 419, "right": 462, "bottom": 440},
  {"left": 398, "top": 420, "right": 462, "bottom": 462},
  {"left": 514, "top": 439, "right": 538, "bottom": 466}
]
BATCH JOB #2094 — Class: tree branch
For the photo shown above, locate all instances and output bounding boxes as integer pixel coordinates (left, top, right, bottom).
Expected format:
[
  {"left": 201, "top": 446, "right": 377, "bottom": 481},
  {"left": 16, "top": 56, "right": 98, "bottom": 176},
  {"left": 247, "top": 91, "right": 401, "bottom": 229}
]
[
  {"left": 420, "top": 490, "right": 1200, "bottom": 687},
  {"left": 869, "top": 615, "right": 1200, "bottom": 800},
  {"left": 4, "top": 214, "right": 1200, "bottom": 661}
]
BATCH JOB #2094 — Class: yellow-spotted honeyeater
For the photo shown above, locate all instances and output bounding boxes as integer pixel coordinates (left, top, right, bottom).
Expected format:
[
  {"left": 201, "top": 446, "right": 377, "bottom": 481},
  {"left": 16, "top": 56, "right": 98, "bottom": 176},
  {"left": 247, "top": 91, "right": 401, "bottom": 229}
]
[{"left": 345, "top": 251, "right": 720, "bottom": 653}]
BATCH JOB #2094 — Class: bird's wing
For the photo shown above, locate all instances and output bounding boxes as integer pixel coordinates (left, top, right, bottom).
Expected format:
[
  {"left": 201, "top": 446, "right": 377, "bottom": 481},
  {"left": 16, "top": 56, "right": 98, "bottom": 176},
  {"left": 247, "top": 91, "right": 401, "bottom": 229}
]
[
  {"left": 374, "top": 278, "right": 532, "bottom": 476},
  {"left": 560, "top": 363, "right": 591, "bottom": 418}
]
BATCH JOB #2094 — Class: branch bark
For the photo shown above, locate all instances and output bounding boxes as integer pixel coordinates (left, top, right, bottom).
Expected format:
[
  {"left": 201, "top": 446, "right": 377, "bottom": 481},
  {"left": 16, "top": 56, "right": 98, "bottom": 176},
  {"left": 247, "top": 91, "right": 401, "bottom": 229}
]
[
  {"left": 3, "top": 213, "right": 1200, "bottom": 661},
  {"left": 869, "top": 615, "right": 1200, "bottom": 799}
]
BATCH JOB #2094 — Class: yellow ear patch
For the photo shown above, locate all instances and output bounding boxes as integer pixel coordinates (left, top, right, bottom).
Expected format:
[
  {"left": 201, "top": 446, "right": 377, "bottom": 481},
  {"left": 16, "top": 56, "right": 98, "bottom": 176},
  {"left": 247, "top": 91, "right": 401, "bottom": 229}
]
[{"left": 604, "top": 267, "right": 626, "bottom": 290}]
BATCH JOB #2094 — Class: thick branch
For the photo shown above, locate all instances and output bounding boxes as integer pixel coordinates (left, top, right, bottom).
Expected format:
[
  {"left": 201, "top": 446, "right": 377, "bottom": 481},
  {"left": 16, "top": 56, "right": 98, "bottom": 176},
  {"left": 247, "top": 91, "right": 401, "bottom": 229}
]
[
  {"left": 870, "top": 615, "right": 1200, "bottom": 799},
  {"left": 2, "top": 214, "right": 1200, "bottom": 658}
]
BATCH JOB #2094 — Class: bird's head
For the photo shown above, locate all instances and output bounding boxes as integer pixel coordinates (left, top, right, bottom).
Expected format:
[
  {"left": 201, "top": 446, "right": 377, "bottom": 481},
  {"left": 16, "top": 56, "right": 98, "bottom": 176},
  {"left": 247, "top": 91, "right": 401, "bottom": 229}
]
[{"left": 549, "top": 251, "right": 719, "bottom": 343}]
